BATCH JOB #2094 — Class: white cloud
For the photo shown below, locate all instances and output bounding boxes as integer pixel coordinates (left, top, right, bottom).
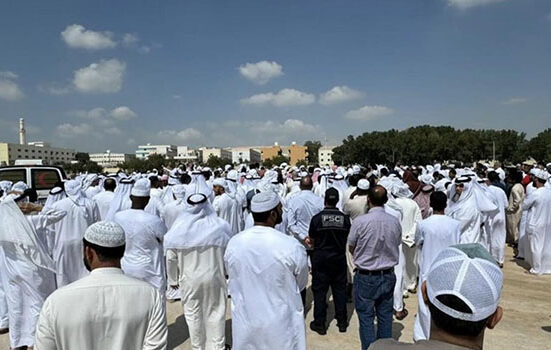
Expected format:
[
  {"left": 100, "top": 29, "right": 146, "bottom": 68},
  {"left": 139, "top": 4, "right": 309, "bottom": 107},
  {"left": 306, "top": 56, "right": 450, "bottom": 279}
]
[
  {"left": 158, "top": 128, "right": 202, "bottom": 142},
  {"left": 250, "top": 119, "right": 320, "bottom": 135},
  {"left": 38, "top": 82, "right": 72, "bottom": 95},
  {"left": 345, "top": 105, "right": 394, "bottom": 121},
  {"left": 319, "top": 86, "right": 363, "bottom": 105},
  {"left": 122, "top": 33, "right": 139, "bottom": 46},
  {"left": 0, "top": 76, "right": 24, "bottom": 101},
  {"left": 447, "top": 0, "right": 506, "bottom": 10},
  {"left": 172, "top": 94, "right": 182, "bottom": 100},
  {"left": 503, "top": 97, "right": 529, "bottom": 105},
  {"left": 238, "top": 60, "right": 283, "bottom": 85},
  {"left": 138, "top": 46, "right": 151, "bottom": 54},
  {"left": 0, "top": 71, "right": 18, "bottom": 79},
  {"left": 61, "top": 24, "right": 117, "bottom": 50},
  {"left": 110, "top": 106, "right": 137, "bottom": 121},
  {"left": 56, "top": 122, "right": 93, "bottom": 137},
  {"left": 241, "top": 88, "right": 315, "bottom": 107},
  {"left": 73, "top": 59, "right": 126, "bottom": 93}
]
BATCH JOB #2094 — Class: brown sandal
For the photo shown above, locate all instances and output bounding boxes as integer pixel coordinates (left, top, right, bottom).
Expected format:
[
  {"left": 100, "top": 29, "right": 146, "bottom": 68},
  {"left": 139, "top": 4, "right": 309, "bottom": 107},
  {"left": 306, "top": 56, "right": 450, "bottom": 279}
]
[{"left": 394, "top": 308, "right": 409, "bottom": 320}]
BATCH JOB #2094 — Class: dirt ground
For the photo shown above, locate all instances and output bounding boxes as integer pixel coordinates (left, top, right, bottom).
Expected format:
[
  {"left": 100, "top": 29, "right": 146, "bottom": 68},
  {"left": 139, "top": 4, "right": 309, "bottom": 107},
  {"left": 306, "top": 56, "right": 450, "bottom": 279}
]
[{"left": 1, "top": 247, "right": 550, "bottom": 349}]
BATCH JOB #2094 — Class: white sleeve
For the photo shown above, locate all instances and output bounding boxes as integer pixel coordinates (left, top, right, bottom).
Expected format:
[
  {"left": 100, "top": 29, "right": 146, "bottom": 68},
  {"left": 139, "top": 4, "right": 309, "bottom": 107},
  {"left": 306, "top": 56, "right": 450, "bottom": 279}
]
[
  {"left": 293, "top": 244, "right": 309, "bottom": 292},
  {"left": 34, "top": 299, "right": 57, "bottom": 350},
  {"left": 143, "top": 290, "right": 168, "bottom": 350}
]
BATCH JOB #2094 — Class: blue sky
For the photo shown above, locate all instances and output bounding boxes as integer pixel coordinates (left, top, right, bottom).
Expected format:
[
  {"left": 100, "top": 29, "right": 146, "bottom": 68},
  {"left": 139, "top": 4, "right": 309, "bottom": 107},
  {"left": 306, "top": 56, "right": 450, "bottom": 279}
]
[{"left": 0, "top": 0, "right": 550, "bottom": 153}]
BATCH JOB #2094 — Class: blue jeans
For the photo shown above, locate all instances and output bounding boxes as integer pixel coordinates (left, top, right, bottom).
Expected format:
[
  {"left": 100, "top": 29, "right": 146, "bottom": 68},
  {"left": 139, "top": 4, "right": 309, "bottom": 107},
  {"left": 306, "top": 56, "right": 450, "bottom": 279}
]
[{"left": 354, "top": 271, "right": 396, "bottom": 350}]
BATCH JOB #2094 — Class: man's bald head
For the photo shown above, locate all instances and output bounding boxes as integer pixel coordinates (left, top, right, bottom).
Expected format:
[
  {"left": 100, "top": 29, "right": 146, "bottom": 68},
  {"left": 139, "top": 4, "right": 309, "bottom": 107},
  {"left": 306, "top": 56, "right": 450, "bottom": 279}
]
[
  {"left": 300, "top": 175, "right": 313, "bottom": 191},
  {"left": 368, "top": 185, "right": 388, "bottom": 207}
]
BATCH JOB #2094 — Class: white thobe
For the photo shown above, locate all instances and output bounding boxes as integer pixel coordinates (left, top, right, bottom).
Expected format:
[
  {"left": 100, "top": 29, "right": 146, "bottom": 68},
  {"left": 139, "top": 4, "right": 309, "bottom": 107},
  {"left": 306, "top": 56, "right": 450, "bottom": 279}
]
[
  {"left": 160, "top": 201, "right": 186, "bottom": 291},
  {"left": 342, "top": 195, "right": 368, "bottom": 221},
  {"left": 34, "top": 268, "right": 167, "bottom": 350},
  {"left": 395, "top": 197, "right": 422, "bottom": 291},
  {"left": 114, "top": 209, "right": 168, "bottom": 293},
  {"left": 413, "top": 215, "right": 461, "bottom": 341},
  {"left": 51, "top": 197, "right": 99, "bottom": 287},
  {"left": 213, "top": 193, "right": 240, "bottom": 235},
  {"left": 486, "top": 185, "right": 509, "bottom": 264},
  {"left": 165, "top": 215, "right": 231, "bottom": 350},
  {"left": 447, "top": 196, "right": 483, "bottom": 245},
  {"left": 0, "top": 209, "right": 65, "bottom": 348},
  {"left": 84, "top": 185, "right": 101, "bottom": 199},
  {"left": 92, "top": 190, "right": 115, "bottom": 220},
  {"left": 522, "top": 186, "right": 551, "bottom": 275},
  {"left": 225, "top": 226, "right": 309, "bottom": 350}
]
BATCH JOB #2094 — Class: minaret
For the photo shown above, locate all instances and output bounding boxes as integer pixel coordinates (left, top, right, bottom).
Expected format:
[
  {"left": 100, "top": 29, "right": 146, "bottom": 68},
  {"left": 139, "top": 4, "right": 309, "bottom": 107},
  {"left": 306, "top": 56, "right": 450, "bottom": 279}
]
[{"left": 19, "top": 118, "right": 26, "bottom": 145}]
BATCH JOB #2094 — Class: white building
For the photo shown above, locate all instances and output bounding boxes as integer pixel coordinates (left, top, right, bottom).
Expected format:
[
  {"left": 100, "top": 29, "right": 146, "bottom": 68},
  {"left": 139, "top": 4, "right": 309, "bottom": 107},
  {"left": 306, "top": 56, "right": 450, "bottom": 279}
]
[
  {"left": 135, "top": 144, "right": 177, "bottom": 159},
  {"left": 318, "top": 146, "right": 336, "bottom": 167},
  {"left": 199, "top": 147, "right": 232, "bottom": 163},
  {"left": 89, "top": 150, "right": 135, "bottom": 167},
  {"left": 228, "top": 147, "right": 262, "bottom": 164},
  {"left": 174, "top": 146, "right": 199, "bottom": 162},
  {"left": 0, "top": 119, "right": 76, "bottom": 166}
]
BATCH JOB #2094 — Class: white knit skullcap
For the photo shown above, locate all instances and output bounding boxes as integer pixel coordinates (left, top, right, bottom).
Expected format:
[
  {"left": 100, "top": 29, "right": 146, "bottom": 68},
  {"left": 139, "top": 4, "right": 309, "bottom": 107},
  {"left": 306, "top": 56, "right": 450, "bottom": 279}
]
[
  {"left": 84, "top": 221, "right": 125, "bottom": 248},
  {"left": 357, "top": 179, "right": 370, "bottom": 190}
]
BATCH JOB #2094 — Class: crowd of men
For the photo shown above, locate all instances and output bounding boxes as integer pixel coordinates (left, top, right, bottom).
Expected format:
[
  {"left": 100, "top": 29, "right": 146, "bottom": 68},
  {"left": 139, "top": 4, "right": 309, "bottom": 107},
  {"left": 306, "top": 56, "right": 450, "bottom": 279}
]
[{"left": 0, "top": 158, "right": 549, "bottom": 350}]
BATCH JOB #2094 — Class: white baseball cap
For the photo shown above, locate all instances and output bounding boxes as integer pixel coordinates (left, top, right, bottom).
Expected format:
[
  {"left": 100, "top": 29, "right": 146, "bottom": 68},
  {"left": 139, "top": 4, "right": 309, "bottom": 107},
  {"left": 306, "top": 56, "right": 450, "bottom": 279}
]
[{"left": 426, "top": 244, "right": 503, "bottom": 322}]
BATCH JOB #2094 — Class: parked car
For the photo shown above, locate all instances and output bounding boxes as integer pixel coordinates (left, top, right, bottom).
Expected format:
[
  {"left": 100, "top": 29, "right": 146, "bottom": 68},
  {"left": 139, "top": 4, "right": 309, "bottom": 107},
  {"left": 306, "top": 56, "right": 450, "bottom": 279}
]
[{"left": 0, "top": 165, "right": 67, "bottom": 202}]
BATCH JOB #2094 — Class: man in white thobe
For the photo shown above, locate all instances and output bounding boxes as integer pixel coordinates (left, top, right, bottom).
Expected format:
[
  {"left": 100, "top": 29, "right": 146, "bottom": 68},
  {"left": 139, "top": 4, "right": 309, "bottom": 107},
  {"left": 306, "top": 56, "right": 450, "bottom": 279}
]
[
  {"left": 212, "top": 178, "right": 240, "bottom": 234},
  {"left": 92, "top": 177, "right": 116, "bottom": 220},
  {"left": 114, "top": 178, "right": 168, "bottom": 293},
  {"left": 413, "top": 191, "right": 461, "bottom": 341},
  {"left": 51, "top": 180, "right": 99, "bottom": 287},
  {"left": 522, "top": 170, "right": 551, "bottom": 275},
  {"left": 0, "top": 199, "right": 65, "bottom": 349},
  {"left": 225, "top": 191, "right": 309, "bottom": 350},
  {"left": 164, "top": 183, "right": 231, "bottom": 350},
  {"left": 446, "top": 177, "right": 484, "bottom": 245},
  {"left": 83, "top": 174, "right": 102, "bottom": 199},
  {"left": 35, "top": 221, "right": 167, "bottom": 350},
  {"left": 485, "top": 172, "right": 509, "bottom": 266},
  {"left": 160, "top": 184, "right": 187, "bottom": 301}
]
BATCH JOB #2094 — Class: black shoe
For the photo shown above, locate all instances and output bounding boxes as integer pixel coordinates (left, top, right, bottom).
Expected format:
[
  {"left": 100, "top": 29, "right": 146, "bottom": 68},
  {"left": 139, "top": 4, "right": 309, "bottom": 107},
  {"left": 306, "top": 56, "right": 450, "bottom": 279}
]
[
  {"left": 310, "top": 321, "right": 327, "bottom": 335},
  {"left": 337, "top": 322, "right": 348, "bottom": 333}
]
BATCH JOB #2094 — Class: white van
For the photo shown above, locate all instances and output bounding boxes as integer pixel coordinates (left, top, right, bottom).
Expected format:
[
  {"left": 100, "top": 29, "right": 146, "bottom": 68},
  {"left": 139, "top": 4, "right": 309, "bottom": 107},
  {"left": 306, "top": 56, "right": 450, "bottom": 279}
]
[{"left": 0, "top": 165, "right": 67, "bottom": 201}]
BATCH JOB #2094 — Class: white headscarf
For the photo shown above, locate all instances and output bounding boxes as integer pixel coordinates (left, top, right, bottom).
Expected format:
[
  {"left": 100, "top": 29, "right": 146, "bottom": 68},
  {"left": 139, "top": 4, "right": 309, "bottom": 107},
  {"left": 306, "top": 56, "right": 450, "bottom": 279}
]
[
  {"left": 105, "top": 179, "right": 134, "bottom": 221},
  {"left": 0, "top": 199, "right": 56, "bottom": 272},
  {"left": 44, "top": 187, "right": 66, "bottom": 209}
]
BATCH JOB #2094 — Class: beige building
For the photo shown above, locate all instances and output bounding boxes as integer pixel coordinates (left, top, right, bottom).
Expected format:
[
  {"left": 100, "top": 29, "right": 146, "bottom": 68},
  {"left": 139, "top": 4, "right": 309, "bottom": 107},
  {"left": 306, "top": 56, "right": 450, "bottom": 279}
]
[
  {"left": 318, "top": 146, "right": 336, "bottom": 167},
  {"left": 89, "top": 151, "right": 135, "bottom": 167},
  {"left": 0, "top": 142, "right": 76, "bottom": 166},
  {"left": 281, "top": 142, "right": 308, "bottom": 165},
  {"left": 199, "top": 147, "right": 232, "bottom": 163},
  {"left": 229, "top": 147, "right": 262, "bottom": 164},
  {"left": 135, "top": 144, "right": 177, "bottom": 159},
  {"left": 174, "top": 146, "right": 199, "bottom": 162}
]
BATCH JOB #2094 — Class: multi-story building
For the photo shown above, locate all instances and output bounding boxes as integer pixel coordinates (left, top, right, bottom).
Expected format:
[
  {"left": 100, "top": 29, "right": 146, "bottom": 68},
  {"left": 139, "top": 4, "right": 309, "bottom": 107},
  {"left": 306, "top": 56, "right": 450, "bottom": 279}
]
[
  {"left": 135, "top": 144, "right": 177, "bottom": 159},
  {"left": 229, "top": 147, "right": 262, "bottom": 164},
  {"left": 281, "top": 142, "right": 308, "bottom": 165},
  {"left": 174, "top": 146, "right": 199, "bottom": 162},
  {"left": 318, "top": 146, "right": 336, "bottom": 167},
  {"left": 258, "top": 143, "right": 282, "bottom": 162},
  {"left": 198, "top": 147, "right": 232, "bottom": 163},
  {"left": 0, "top": 119, "right": 76, "bottom": 166},
  {"left": 89, "top": 150, "right": 135, "bottom": 167}
]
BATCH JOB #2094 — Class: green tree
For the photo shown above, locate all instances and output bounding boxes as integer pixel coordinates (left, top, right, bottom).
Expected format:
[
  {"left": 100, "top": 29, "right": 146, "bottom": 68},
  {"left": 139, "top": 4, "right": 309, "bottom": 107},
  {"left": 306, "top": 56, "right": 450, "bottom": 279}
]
[
  {"left": 263, "top": 155, "right": 290, "bottom": 168},
  {"left": 205, "top": 155, "right": 230, "bottom": 169},
  {"left": 304, "top": 140, "right": 322, "bottom": 164}
]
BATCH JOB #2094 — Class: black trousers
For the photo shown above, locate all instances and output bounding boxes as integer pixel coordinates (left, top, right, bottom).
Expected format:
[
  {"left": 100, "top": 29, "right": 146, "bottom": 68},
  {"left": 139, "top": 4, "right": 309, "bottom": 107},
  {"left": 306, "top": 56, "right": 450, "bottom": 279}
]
[{"left": 311, "top": 253, "right": 348, "bottom": 326}]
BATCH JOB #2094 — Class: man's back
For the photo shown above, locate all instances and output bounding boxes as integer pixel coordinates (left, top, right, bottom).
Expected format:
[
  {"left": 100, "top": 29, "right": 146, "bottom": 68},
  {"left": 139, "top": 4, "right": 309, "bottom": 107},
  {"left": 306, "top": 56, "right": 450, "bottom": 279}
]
[
  {"left": 309, "top": 208, "right": 351, "bottom": 258},
  {"left": 287, "top": 190, "right": 324, "bottom": 240},
  {"left": 93, "top": 191, "right": 115, "bottom": 220},
  {"left": 35, "top": 268, "right": 167, "bottom": 350},
  {"left": 348, "top": 207, "right": 402, "bottom": 271},
  {"left": 225, "top": 226, "right": 308, "bottom": 350}
]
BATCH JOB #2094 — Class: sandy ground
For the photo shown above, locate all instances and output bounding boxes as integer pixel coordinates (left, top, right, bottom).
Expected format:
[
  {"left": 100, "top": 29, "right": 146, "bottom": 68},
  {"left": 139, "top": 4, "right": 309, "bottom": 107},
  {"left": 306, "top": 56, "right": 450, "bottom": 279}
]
[{"left": 1, "top": 246, "right": 550, "bottom": 349}]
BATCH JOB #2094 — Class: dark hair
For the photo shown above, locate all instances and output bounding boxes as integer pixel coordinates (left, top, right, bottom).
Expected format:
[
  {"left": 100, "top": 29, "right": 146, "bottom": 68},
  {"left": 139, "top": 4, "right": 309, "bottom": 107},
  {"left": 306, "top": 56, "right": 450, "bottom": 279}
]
[
  {"left": 348, "top": 174, "right": 361, "bottom": 187},
  {"left": 487, "top": 171, "right": 500, "bottom": 183},
  {"left": 83, "top": 238, "right": 125, "bottom": 261},
  {"left": 428, "top": 294, "right": 490, "bottom": 337},
  {"left": 300, "top": 176, "right": 313, "bottom": 190},
  {"left": 104, "top": 178, "right": 116, "bottom": 191},
  {"left": 380, "top": 168, "right": 389, "bottom": 177},
  {"left": 149, "top": 176, "right": 160, "bottom": 188},
  {"left": 449, "top": 168, "right": 457, "bottom": 176},
  {"left": 512, "top": 171, "right": 523, "bottom": 184},
  {"left": 368, "top": 185, "right": 388, "bottom": 207},
  {"left": 252, "top": 209, "right": 273, "bottom": 222},
  {"left": 324, "top": 188, "right": 339, "bottom": 207},
  {"left": 430, "top": 191, "right": 448, "bottom": 212},
  {"left": 180, "top": 173, "right": 192, "bottom": 184}
]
